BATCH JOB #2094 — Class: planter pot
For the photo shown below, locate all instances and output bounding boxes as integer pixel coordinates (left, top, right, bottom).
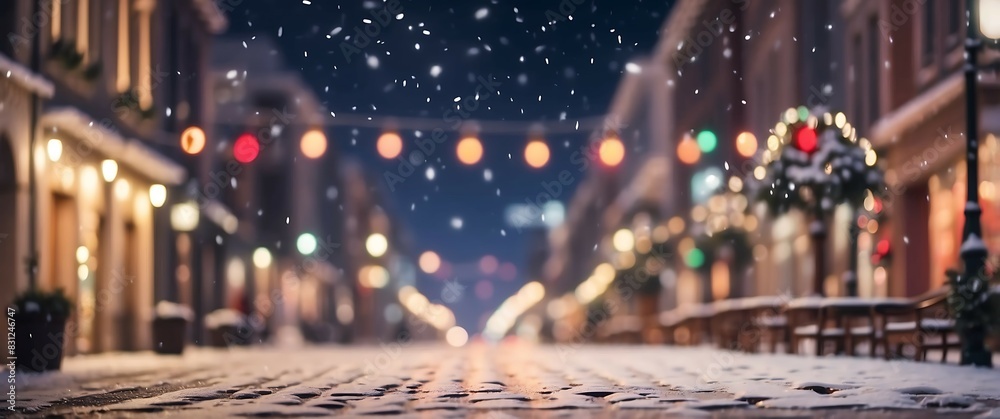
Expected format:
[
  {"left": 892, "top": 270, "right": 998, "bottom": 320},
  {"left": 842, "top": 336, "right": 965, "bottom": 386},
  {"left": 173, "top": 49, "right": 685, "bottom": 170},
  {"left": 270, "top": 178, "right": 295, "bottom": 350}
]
[
  {"left": 209, "top": 325, "right": 255, "bottom": 347},
  {"left": 986, "top": 332, "right": 1000, "bottom": 353},
  {"left": 152, "top": 318, "right": 188, "bottom": 355},
  {"left": 13, "top": 314, "right": 67, "bottom": 373}
]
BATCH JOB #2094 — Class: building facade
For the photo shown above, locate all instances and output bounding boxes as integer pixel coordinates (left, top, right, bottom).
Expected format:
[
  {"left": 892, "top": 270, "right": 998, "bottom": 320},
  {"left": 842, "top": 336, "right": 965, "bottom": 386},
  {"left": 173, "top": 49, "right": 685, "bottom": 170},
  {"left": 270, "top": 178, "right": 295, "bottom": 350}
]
[{"left": 0, "top": 0, "right": 226, "bottom": 353}]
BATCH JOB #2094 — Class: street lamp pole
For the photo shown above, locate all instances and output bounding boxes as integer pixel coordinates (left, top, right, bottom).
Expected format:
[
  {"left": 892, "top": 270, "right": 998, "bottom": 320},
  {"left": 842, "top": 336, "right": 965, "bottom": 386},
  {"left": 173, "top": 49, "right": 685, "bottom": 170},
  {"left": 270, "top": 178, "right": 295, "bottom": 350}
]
[{"left": 959, "top": 0, "right": 991, "bottom": 367}]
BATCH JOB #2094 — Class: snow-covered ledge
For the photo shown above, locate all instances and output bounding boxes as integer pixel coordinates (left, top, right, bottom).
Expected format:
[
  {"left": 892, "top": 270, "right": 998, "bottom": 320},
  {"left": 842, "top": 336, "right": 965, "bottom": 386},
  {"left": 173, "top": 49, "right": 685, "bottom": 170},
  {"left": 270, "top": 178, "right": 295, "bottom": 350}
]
[{"left": 0, "top": 52, "right": 54, "bottom": 98}]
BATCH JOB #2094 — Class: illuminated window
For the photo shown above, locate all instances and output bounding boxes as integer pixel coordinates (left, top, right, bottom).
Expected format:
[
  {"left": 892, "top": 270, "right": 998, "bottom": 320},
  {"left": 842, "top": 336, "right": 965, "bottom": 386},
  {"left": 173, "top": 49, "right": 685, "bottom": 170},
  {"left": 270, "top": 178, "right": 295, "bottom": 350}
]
[
  {"left": 116, "top": 0, "right": 130, "bottom": 92},
  {"left": 51, "top": 0, "right": 62, "bottom": 40},
  {"left": 77, "top": 0, "right": 89, "bottom": 62}
]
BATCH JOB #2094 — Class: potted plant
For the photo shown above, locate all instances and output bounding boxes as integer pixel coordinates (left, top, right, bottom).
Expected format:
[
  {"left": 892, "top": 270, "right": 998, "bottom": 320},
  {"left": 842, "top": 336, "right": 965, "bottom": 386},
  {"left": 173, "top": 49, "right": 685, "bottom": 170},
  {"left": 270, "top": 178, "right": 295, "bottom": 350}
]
[
  {"left": 205, "top": 309, "right": 253, "bottom": 347},
  {"left": 11, "top": 289, "right": 72, "bottom": 373},
  {"left": 152, "top": 301, "right": 193, "bottom": 355}
]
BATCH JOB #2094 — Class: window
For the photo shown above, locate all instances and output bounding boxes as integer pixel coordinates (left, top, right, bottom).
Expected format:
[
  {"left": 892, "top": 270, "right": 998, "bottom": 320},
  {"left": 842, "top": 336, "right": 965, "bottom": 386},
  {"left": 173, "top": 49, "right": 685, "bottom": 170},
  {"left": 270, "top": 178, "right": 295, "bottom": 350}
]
[
  {"left": 922, "top": 0, "right": 935, "bottom": 66},
  {"left": 947, "top": 0, "right": 962, "bottom": 47},
  {"left": 866, "top": 17, "right": 880, "bottom": 127}
]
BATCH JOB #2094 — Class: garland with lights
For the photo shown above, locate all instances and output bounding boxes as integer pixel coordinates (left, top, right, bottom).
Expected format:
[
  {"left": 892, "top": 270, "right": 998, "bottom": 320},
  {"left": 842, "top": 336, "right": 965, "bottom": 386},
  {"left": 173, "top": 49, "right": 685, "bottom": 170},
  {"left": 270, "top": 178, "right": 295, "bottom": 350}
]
[{"left": 753, "top": 106, "right": 885, "bottom": 296}]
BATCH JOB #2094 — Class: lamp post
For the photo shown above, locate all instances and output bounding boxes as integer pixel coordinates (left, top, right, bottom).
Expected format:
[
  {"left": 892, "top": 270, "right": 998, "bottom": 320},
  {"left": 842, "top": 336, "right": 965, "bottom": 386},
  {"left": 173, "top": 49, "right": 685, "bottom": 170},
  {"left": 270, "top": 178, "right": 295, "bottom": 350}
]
[{"left": 958, "top": 0, "right": 997, "bottom": 367}]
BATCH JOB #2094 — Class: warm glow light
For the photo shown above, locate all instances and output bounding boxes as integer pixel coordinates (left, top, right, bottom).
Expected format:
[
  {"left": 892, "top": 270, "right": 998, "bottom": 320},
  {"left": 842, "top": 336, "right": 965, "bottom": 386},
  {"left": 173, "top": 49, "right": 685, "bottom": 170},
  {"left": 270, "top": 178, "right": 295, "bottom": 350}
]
[
  {"left": 366, "top": 233, "right": 389, "bottom": 257},
  {"left": 114, "top": 179, "right": 130, "bottom": 200},
  {"left": 360, "top": 265, "right": 390, "bottom": 288},
  {"left": 981, "top": 0, "right": 1000, "bottom": 40},
  {"left": 234, "top": 133, "right": 260, "bottom": 163},
  {"left": 612, "top": 228, "right": 635, "bottom": 252},
  {"left": 457, "top": 136, "right": 483, "bottom": 165},
  {"left": 377, "top": 132, "right": 403, "bottom": 159},
  {"left": 297, "top": 233, "right": 318, "bottom": 255},
  {"left": 300, "top": 129, "right": 327, "bottom": 159},
  {"left": 170, "top": 202, "right": 199, "bottom": 232},
  {"left": 524, "top": 140, "right": 550, "bottom": 168},
  {"left": 253, "top": 247, "right": 272, "bottom": 269},
  {"left": 76, "top": 246, "right": 89, "bottom": 264},
  {"left": 446, "top": 326, "right": 469, "bottom": 347},
  {"left": 47, "top": 139, "right": 62, "bottom": 162},
  {"left": 101, "top": 159, "right": 118, "bottom": 182},
  {"left": 419, "top": 251, "right": 441, "bottom": 274},
  {"left": 180, "top": 126, "right": 206, "bottom": 155},
  {"left": 149, "top": 184, "right": 166, "bottom": 207},
  {"left": 735, "top": 131, "right": 757, "bottom": 157},
  {"left": 677, "top": 134, "right": 701, "bottom": 165},
  {"left": 599, "top": 136, "right": 625, "bottom": 167}
]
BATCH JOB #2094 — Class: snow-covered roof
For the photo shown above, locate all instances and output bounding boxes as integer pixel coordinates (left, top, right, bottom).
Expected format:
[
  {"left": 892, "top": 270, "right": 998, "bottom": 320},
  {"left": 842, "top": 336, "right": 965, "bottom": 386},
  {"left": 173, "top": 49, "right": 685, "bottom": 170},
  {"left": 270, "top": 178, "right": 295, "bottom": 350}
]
[
  {"left": 40, "top": 107, "right": 187, "bottom": 185},
  {"left": 0, "top": 53, "right": 54, "bottom": 98}
]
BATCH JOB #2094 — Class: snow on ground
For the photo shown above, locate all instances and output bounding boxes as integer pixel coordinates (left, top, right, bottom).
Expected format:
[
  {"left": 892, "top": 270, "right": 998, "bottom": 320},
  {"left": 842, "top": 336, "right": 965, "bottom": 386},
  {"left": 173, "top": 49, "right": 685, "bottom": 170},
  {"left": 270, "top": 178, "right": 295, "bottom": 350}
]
[{"left": 7, "top": 344, "right": 1000, "bottom": 415}]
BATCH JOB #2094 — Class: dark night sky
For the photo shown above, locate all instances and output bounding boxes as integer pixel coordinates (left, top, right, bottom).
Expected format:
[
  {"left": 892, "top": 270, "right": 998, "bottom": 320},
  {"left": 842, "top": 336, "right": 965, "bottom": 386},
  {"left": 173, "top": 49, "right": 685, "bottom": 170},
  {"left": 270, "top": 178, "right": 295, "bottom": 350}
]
[{"left": 224, "top": 0, "right": 674, "bottom": 332}]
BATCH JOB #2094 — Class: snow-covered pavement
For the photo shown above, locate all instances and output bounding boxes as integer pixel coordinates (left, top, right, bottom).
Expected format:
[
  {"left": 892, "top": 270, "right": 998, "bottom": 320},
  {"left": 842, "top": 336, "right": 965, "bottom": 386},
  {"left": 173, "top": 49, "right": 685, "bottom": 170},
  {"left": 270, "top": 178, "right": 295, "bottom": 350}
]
[{"left": 7, "top": 343, "right": 1000, "bottom": 417}]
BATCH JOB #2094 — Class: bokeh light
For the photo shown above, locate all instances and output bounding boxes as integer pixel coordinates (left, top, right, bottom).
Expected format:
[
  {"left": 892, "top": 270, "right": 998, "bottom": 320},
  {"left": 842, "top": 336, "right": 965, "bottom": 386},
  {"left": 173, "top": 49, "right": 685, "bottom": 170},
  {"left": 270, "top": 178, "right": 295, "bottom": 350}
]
[
  {"left": 300, "top": 129, "right": 327, "bottom": 159},
  {"left": 419, "top": 251, "right": 441, "bottom": 274},
  {"left": 234, "top": 133, "right": 260, "bottom": 163},
  {"left": 696, "top": 129, "right": 717, "bottom": 153},
  {"left": 252, "top": 247, "right": 272, "bottom": 269},
  {"left": 677, "top": 134, "right": 701, "bottom": 165},
  {"left": 296, "top": 233, "right": 317, "bottom": 255},
  {"left": 180, "top": 126, "right": 206, "bottom": 155},
  {"left": 366, "top": 233, "right": 389, "bottom": 257},
  {"left": 377, "top": 132, "right": 403, "bottom": 159},
  {"left": 446, "top": 326, "right": 469, "bottom": 347},
  {"left": 612, "top": 228, "right": 635, "bottom": 252},
  {"left": 479, "top": 255, "right": 499, "bottom": 275},
  {"left": 524, "top": 140, "right": 550, "bottom": 168},
  {"left": 735, "top": 131, "right": 757, "bottom": 157},
  {"left": 457, "top": 136, "right": 484, "bottom": 165},
  {"left": 599, "top": 135, "right": 625, "bottom": 167}
]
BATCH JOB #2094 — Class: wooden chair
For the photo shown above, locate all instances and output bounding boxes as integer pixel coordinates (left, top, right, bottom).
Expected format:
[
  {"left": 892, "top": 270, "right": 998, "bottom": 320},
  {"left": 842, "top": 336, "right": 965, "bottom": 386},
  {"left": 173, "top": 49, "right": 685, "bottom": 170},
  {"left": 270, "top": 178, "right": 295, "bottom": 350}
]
[{"left": 873, "top": 287, "right": 956, "bottom": 362}]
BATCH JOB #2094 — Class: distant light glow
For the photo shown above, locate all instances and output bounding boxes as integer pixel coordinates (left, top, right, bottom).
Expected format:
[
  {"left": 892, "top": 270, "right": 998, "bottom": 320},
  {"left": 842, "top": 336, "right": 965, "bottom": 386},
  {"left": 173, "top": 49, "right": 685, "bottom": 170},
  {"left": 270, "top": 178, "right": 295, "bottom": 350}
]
[
  {"left": 457, "top": 136, "right": 483, "bottom": 165},
  {"left": 234, "top": 133, "right": 260, "bottom": 163},
  {"left": 524, "top": 140, "right": 550, "bottom": 168},
  {"left": 598, "top": 136, "right": 625, "bottom": 167},
  {"left": 735, "top": 131, "right": 757, "bottom": 157},
  {"left": 677, "top": 134, "right": 701, "bottom": 165},
  {"left": 377, "top": 132, "right": 403, "bottom": 159},
  {"left": 366, "top": 233, "right": 389, "bottom": 257},
  {"left": 180, "top": 126, "right": 206, "bottom": 155},
  {"left": 696, "top": 130, "right": 718, "bottom": 153},
  {"left": 149, "top": 184, "right": 167, "bottom": 208},
  {"left": 612, "top": 228, "right": 635, "bottom": 252},
  {"left": 300, "top": 129, "right": 328, "bottom": 159},
  {"left": 297, "top": 233, "right": 318, "bottom": 255},
  {"left": 252, "top": 247, "right": 272, "bottom": 269},
  {"left": 419, "top": 251, "right": 441, "bottom": 274},
  {"left": 47, "top": 139, "right": 62, "bottom": 162}
]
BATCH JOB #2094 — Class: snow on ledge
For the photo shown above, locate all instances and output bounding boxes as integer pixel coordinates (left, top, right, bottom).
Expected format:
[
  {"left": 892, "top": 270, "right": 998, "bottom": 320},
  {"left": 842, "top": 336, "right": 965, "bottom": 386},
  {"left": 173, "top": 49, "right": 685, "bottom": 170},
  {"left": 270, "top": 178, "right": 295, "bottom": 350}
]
[{"left": 0, "top": 52, "right": 54, "bottom": 98}]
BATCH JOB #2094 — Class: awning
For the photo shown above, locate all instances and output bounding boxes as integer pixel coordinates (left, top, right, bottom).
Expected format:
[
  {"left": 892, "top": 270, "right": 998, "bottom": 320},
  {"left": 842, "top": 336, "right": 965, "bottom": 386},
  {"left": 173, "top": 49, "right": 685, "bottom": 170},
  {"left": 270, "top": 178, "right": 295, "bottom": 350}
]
[
  {"left": 0, "top": 52, "right": 54, "bottom": 98},
  {"left": 41, "top": 107, "right": 187, "bottom": 185},
  {"left": 869, "top": 72, "right": 963, "bottom": 148}
]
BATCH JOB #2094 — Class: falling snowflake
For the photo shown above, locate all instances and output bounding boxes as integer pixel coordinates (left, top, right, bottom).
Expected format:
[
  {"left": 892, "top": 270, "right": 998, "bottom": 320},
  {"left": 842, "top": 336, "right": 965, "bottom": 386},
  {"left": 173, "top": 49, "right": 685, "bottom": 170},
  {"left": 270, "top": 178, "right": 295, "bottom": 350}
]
[
  {"left": 451, "top": 217, "right": 463, "bottom": 229},
  {"left": 426, "top": 166, "right": 436, "bottom": 180},
  {"left": 484, "top": 169, "right": 493, "bottom": 181},
  {"left": 430, "top": 65, "right": 442, "bottom": 77},
  {"left": 474, "top": 7, "right": 489, "bottom": 20}
]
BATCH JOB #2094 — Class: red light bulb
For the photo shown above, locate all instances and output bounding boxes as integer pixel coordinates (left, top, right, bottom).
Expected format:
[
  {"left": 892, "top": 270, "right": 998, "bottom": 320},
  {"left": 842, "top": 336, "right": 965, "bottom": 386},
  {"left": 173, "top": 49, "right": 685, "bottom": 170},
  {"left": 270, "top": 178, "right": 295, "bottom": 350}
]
[
  {"left": 794, "top": 126, "right": 818, "bottom": 154},
  {"left": 234, "top": 133, "right": 260, "bottom": 163}
]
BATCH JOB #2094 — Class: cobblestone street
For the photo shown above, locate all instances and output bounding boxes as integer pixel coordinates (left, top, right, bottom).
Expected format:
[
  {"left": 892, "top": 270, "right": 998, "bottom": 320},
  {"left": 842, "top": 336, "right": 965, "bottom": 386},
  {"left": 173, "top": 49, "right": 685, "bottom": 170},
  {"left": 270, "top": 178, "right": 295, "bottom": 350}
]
[{"left": 7, "top": 344, "right": 1000, "bottom": 418}]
